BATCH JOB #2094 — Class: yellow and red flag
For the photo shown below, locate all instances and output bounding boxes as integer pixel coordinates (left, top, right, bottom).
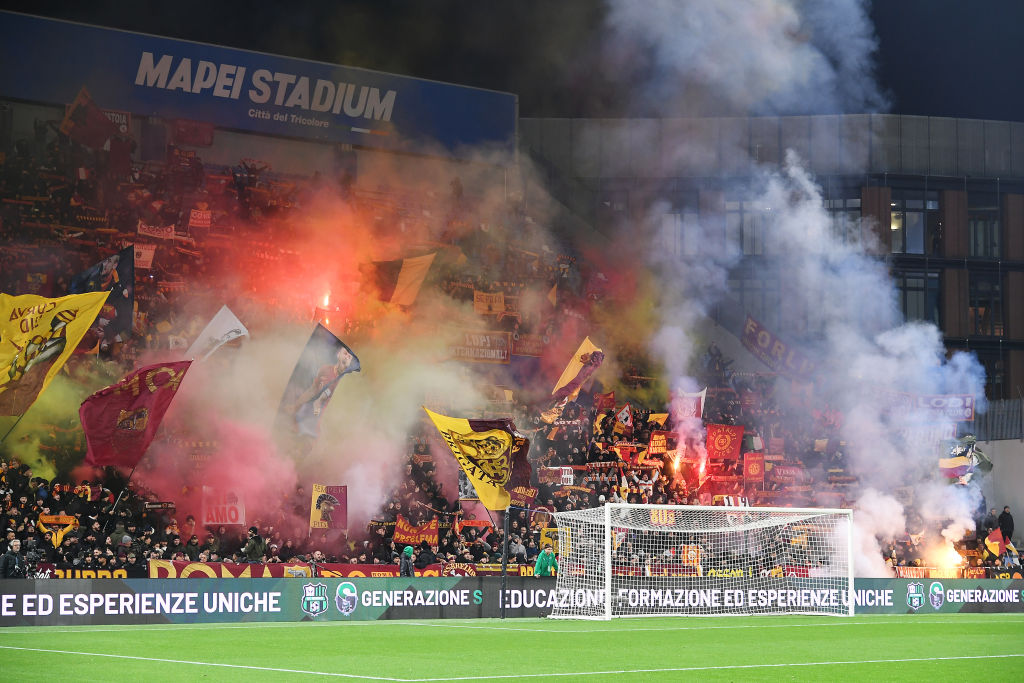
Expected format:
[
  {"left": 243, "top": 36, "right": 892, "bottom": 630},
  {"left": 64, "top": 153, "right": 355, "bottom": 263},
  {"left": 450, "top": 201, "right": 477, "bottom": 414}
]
[
  {"left": 424, "top": 408, "right": 530, "bottom": 510},
  {"left": 551, "top": 337, "right": 604, "bottom": 399},
  {"left": 309, "top": 484, "right": 347, "bottom": 530},
  {"left": 0, "top": 291, "right": 109, "bottom": 416}
]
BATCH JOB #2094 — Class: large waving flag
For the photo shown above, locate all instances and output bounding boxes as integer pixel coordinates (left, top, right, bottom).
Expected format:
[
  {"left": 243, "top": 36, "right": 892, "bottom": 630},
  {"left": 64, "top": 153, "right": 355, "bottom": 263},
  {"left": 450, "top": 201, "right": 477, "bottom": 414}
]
[
  {"left": 424, "top": 408, "right": 531, "bottom": 510},
  {"left": 0, "top": 291, "right": 109, "bottom": 416},
  {"left": 542, "top": 337, "right": 605, "bottom": 424},
  {"left": 367, "top": 253, "right": 436, "bottom": 307},
  {"left": 277, "top": 324, "right": 360, "bottom": 440},
  {"left": 69, "top": 246, "right": 134, "bottom": 354},
  {"left": 80, "top": 360, "right": 192, "bottom": 468},
  {"left": 60, "top": 87, "right": 120, "bottom": 149},
  {"left": 939, "top": 455, "right": 973, "bottom": 479},
  {"left": 185, "top": 305, "right": 249, "bottom": 361},
  {"left": 552, "top": 337, "right": 604, "bottom": 399}
]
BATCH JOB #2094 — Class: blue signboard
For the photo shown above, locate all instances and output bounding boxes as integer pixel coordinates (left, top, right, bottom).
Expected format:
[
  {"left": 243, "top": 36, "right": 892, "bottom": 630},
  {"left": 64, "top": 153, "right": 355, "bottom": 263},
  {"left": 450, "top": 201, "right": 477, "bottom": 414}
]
[{"left": 0, "top": 11, "right": 517, "bottom": 159}]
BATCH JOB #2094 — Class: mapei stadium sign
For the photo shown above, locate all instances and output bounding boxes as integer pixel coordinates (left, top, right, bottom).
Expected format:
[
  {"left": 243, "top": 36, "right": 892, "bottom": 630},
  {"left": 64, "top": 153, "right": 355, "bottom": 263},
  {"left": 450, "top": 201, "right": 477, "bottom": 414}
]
[{"left": 0, "top": 12, "right": 516, "bottom": 158}]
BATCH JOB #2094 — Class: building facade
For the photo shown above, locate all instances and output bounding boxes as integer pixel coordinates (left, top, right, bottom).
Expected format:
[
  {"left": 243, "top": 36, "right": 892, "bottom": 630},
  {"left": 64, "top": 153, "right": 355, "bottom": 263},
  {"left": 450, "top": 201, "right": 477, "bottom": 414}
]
[{"left": 520, "top": 114, "right": 1024, "bottom": 401}]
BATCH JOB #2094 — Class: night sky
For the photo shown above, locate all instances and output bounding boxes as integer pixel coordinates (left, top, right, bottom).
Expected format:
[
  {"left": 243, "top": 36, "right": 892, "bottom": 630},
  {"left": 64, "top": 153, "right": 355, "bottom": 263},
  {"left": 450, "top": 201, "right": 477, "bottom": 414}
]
[{"left": 2, "top": 0, "right": 1022, "bottom": 121}]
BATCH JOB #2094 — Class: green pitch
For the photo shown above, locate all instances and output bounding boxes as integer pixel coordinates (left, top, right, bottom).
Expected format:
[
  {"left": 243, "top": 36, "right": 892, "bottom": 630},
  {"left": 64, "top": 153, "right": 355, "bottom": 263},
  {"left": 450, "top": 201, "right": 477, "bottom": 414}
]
[{"left": 1, "top": 614, "right": 1022, "bottom": 680}]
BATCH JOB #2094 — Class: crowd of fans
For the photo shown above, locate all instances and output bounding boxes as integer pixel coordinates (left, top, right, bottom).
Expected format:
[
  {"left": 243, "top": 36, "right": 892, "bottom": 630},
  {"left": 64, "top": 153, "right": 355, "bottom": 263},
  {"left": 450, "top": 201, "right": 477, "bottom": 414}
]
[{"left": 0, "top": 109, "right": 1018, "bottom": 580}]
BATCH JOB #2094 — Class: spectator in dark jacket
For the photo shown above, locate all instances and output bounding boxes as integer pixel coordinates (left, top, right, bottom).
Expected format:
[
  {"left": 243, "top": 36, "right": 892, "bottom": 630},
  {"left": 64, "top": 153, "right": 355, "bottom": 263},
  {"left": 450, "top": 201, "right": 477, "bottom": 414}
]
[
  {"left": 999, "top": 506, "right": 1014, "bottom": 544},
  {"left": 1, "top": 539, "right": 26, "bottom": 578},
  {"left": 399, "top": 545, "right": 415, "bottom": 577}
]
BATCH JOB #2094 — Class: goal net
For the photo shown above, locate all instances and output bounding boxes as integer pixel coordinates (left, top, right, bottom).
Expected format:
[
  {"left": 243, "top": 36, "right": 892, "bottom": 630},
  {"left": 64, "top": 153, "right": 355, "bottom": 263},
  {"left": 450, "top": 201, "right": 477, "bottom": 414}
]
[{"left": 549, "top": 503, "right": 853, "bottom": 619}]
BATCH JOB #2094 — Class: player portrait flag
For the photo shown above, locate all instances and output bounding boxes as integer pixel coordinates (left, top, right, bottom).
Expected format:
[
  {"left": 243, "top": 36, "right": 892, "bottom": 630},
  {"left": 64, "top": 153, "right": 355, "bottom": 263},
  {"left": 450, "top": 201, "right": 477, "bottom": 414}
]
[
  {"left": 80, "top": 360, "right": 192, "bottom": 468},
  {"left": 276, "top": 324, "right": 360, "bottom": 440},
  {"left": 0, "top": 291, "right": 110, "bottom": 416},
  {"left": 706, "top": 423, "right": 745, "bottom": 460},
  {"left": 185, "top": 305, "right": 249, "bottom": 361},
  {"left": 69, "top": 245, "right": 135, "bottom": 354},
  {"left": 309, "top": 484, "right": 347, "bottom": 530},
  {"left": 424, "top": 407, "right": 531, "bottom": 510},
  {"left": 542, "top": 337, "right": 604, "bottom": 423},
  {"left": 551, "top": 336, "right": 604, "bottom": 399}
]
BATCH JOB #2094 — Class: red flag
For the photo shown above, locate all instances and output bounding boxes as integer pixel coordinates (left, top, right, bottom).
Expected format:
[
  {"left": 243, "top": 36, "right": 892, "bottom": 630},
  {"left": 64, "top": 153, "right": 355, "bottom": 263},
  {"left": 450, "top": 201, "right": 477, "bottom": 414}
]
[
  {"left": 173, "top": 119, "right": 215, "bottom": 146},
  {"left": 80, "top": 361, "right": 192, "bottom": 468},
  {"left": 593, "top": 391, "right": 616, "bottom": 413},
  {"left": 744, "top": 453, "right": 765, "bottom": 484},
  {"left": 706, "top": 424, "right": 744, "bottom": 460},
  {"left": 60, "top": 87, "right": 120, "bottom": 149}
]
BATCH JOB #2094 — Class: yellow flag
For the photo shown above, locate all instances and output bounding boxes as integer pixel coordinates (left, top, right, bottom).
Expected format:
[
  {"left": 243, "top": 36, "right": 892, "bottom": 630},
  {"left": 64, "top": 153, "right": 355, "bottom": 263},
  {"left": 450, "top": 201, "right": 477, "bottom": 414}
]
[
  {"left": 424, "top": 407, "right": 530, "bottom": 511},
  {"left": 0, "top": 291, "right": 109, "bottom": 415},
  {"left": 551, "top": 336, "right": 602, "bottom": 398},
  {"left": 648, "top": 413, "right": 669, "bottom": 427}
]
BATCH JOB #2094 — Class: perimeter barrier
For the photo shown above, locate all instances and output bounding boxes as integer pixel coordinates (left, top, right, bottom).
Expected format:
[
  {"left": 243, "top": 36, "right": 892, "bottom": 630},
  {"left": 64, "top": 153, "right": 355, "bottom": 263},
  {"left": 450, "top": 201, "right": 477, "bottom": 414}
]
[{"left": 2, "top": 577, "right": 1023, "bottom": 626}]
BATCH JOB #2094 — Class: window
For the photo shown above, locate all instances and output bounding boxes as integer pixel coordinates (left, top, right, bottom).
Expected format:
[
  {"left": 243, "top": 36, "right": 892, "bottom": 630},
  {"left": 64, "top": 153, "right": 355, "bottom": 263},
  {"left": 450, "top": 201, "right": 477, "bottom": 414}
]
[
  {"left": 890, "top": 190, "right": 940, "bottom": 255},
  {"left": 657, "top": 208, "right": 701, "bottom": 257},
  {"left": 968, "top": 192, "right": 1000, "bottom": 258},
  {"left": 726, "top": 200, "right": 776, "bottom": 256},
  {"left": 968, "top": 273, "right": 1003, "bottom": 336},
  {"left": 727, "top": 275, "right": 780, "bottom": 330},
  {"left": 971, "top": 349, "right": 1005, "bottom": 400},
  {"left": 893, "top": 271, "right": 940, "bottom": 325},
  {"left": 824, "top": 197, "right": 862, "bottom": 245}
]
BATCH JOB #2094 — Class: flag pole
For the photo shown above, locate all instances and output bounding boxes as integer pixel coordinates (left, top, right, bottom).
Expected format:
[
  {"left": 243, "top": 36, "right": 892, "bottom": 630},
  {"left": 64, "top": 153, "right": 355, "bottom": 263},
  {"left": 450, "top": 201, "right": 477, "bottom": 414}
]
[
  {"left": 0, "top": 413, "right": 28, "bottom": 446},
  {"left": 103, "top": 463, "right": 139, "bottom": 534},
  {"left": 500, "top": 504, "right": 510, "bottom": 620}
]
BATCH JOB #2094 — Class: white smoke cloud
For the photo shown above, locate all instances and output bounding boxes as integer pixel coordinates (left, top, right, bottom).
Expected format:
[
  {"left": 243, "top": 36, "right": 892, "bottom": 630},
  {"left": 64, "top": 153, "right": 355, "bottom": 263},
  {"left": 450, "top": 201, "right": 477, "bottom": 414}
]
[
  {"left": 603, "top": 0, "right": 886, "bottom": 116},
  {"left": 610, "top": 1, "right": 985, "bottom": 574}
]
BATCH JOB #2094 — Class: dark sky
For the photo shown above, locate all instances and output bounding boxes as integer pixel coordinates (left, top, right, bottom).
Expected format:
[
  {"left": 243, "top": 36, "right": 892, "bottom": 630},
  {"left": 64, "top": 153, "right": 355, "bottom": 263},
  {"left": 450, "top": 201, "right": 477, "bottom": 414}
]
[{"left": 3, "top": 0, "right": 1023, "bottom": 121}]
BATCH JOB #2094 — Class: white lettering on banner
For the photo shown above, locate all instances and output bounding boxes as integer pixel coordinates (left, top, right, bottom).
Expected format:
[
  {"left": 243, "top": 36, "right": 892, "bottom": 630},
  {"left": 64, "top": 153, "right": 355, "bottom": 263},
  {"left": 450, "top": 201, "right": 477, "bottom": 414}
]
[
  {"left": 946, "top": 589, "right": 1019, "bottom": 604},
  {"left": 498, "top": 588, "right": 606, "bottom": 609},
  {"left": 361, "top": 589, "right": 473, "bottom": 608},
  {"left": 1, "top": 591, "right": 282, "bottom": 617},
  {"left": 850, "top": 589, "right": 894, "bottom": 607},
  {"left": 136, "top": 52, "right": 396, "bottom": 121}
]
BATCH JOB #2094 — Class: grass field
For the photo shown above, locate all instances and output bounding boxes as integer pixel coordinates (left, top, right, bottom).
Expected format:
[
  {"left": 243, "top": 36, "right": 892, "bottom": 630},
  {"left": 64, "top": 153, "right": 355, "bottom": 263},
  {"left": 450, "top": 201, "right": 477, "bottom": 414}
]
[{"left": 1, "top": 614, "right": 1022, "bottom": 681}]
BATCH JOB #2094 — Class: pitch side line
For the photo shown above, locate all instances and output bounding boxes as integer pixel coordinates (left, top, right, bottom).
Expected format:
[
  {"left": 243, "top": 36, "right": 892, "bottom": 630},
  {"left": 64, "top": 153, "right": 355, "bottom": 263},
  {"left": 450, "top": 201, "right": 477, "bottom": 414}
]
[
  {"left": 398, "top": 617, "right": 1024, "bottom": 633},
  {"left": 0, "top": 645, "right": 403, "bottom": 680},
  {"left": 407, "top": 654, "right": 1024, "bottom": 680},
  {"left": 1, "top": 614, "right": 1021, "bottom": 636},
  {"left": 1, "top": 644, "right": 1021, "bottom": 680}
]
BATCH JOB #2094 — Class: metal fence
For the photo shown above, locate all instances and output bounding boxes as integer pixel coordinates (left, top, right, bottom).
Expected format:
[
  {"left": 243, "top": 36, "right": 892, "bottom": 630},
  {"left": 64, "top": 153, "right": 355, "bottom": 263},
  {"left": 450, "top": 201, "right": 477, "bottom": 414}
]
[{"left": 972, "top": 398, "right": 1024, "bottom": 442}]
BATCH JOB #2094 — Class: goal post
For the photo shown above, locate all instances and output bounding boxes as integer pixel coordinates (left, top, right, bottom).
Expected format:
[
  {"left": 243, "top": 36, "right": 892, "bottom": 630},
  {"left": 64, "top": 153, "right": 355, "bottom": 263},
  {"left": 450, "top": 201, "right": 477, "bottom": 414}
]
[{"left": 550, "top": 503, "right": 854, "bottom": 619}]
